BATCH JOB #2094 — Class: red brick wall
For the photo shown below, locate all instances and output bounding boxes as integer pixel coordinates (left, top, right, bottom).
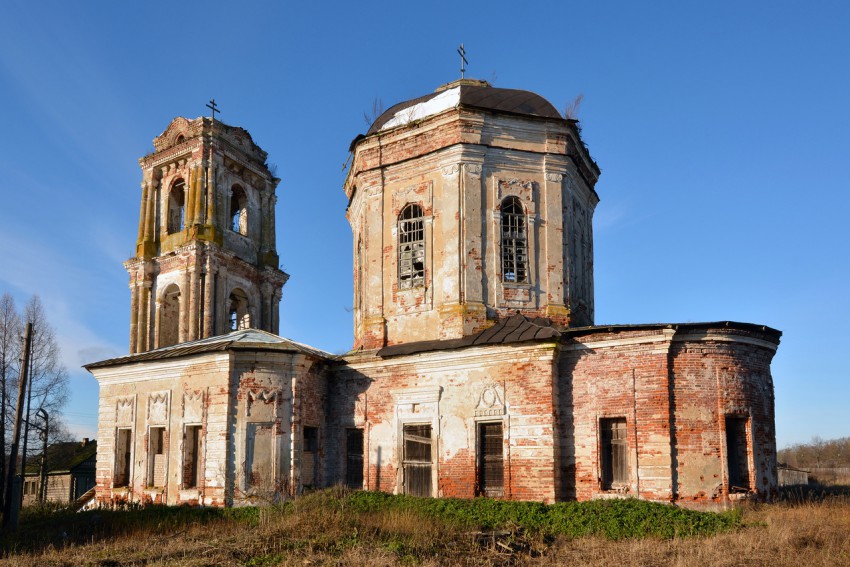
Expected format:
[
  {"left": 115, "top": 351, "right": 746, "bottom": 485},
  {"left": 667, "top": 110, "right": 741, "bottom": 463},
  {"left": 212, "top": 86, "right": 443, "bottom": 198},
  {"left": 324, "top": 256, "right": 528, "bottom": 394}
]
[{"left": 558, "top": 325, "right": 779, "bottom": 506}]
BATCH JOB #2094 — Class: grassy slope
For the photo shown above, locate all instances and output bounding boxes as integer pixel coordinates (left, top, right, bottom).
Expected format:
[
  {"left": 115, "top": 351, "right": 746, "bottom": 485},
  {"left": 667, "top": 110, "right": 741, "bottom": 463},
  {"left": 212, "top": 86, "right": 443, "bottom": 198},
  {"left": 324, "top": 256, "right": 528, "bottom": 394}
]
[{"left": 2, "top": 488, "right": 849, "bottom": 566}]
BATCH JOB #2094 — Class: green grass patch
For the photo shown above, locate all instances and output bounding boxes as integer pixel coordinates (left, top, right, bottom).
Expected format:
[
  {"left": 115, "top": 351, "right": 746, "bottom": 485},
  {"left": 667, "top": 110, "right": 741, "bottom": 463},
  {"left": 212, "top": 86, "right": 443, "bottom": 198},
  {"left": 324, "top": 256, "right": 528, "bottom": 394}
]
[
  {"left": 345, "top": 491, "right": 741, "bottom": 539},
  {"left": 1, "top": 489, "right": 740, "bottom": 558}
]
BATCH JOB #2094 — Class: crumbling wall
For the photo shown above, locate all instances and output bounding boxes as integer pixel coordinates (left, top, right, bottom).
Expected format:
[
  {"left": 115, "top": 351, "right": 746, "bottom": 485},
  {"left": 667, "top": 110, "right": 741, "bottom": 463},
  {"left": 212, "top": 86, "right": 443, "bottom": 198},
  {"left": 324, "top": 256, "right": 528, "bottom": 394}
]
[
  {"left": 330, "top": 343, "right": 560, "bottom": 502},
  {"left": 559, "top": 325, "right": 779, "bottom": 506}
]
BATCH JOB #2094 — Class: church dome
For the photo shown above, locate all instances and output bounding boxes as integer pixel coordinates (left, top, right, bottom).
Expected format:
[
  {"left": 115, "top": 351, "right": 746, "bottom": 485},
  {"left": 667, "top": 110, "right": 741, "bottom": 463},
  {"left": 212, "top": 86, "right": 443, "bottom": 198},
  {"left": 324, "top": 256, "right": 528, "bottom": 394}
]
[{"left": 366, "top": 79, "right": 563, "bottom": 135}]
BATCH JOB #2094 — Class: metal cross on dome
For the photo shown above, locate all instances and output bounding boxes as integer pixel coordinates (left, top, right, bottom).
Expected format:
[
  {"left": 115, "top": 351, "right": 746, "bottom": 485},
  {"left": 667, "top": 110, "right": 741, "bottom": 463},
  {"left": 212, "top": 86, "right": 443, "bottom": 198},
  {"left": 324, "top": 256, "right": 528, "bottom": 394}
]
[
  {"left": 206, "top": 98, "right": 220, "bottom": 123},
  {"left": 457, "top": 44, "right": 468, "bottom": 79}
]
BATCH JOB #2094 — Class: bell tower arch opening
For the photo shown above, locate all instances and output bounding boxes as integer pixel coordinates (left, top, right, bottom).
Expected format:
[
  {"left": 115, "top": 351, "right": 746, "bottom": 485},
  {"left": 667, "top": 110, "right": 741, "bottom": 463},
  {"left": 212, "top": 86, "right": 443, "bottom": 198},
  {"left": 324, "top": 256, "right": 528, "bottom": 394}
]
[
  {"left": 228, "top": 288, "right": 251, "bottom": 331},
  {"left": 167, "top": 179, "right": 186, "bottom": 235},
  {"left": 230, "top": 184, "right": 248, "bottom": 236},
  {"left": 159, "top": 284, "right": 181, "bottom": 348}
]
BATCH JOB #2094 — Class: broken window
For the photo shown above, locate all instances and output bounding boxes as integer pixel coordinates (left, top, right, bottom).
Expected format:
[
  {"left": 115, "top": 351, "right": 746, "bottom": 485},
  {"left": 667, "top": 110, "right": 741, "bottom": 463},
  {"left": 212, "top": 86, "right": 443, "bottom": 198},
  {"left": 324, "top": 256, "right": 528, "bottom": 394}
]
[
  {"left": 147, "top": 427, "right": 166, "bottom": 487},
  {"left": 302, "top": 426, "right": 318, "bottom": 488},
  {"left": 397, "top": 204, "right": 425, "bottom": 289},
  {"left": 476, "top": 422, "right": 504, "bottom": 497},
  {"left": 230, "top": 185, "right": 248, "bottom": 236},
  {"left": 600, "top": 418, "right": 628, "bottom": 489},
  {"left": 167, "top": 179, "right": 186, "bottom": 234},
  {"left": 245, "top": 422, "right": 275, "bottom": 491},
  {"left": 115, "top": 428, "right": 133, "bottom": 488},
  {"left": 500, "top": 196, "right": 528, "bottom": 283},
  {"left": 228, "top": 288, "right": 250, "bottom": 331},
  {"left": 402, "top": 424, "right": 433, "bottom": 497},
  {"left": 726, "top": 416, "right": 751, "bottom": 491},
  {"left": 345, "top": 428, "right": 364, "bottom": 489},
  {"left": 183, "top": 425, "right": 202, "bottom": 489}
]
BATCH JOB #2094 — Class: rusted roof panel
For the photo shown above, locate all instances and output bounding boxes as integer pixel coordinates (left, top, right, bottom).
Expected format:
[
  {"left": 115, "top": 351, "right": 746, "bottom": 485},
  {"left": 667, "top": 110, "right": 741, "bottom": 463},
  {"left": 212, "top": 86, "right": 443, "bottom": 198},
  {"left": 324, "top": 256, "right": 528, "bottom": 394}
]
[
  {"left": 375, "top": 318, "right": 780, "bottom": 358},
  {"left": 377, "top": 313, "right": 558, "bottom": 357}
]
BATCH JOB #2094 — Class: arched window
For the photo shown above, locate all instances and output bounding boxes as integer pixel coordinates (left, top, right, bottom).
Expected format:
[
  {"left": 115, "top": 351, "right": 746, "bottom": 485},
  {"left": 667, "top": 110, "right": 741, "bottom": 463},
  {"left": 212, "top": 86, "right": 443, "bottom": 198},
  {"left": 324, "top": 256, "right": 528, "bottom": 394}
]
[
  {"left": 397, "top": 204, "right": 425, "bottom": 289},
  {"left": 159, "top": 284, "right": 180, "bottom": 347},
  {"left": 167, "top": 179, "right": 186, "bottom": 234},
  {"left": 228, "top": 288, "right": 251, "bottom": 331},
  {"left": 230, "top": 185, "right": 248, "bottom": 236},
  {"left": 500, "top": 197, "right": 528, "bottom": 283}
]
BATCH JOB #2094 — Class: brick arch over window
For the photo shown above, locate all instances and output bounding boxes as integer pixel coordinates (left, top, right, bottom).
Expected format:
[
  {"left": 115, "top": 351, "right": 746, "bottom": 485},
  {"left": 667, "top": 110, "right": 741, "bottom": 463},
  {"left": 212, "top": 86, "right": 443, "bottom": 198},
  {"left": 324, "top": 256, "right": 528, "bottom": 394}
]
[
  {"left": 159, "top": 283, "right": 181, "bottom": 347},
  {"left": 228, "top": 288, "right": 251, "bottom": 331},
  {"left": 397, "top": 204, "right": 425, "bottom": 290},
  {"left": 230, "top": 185, "right": 248, "bottom": 236},
  {"left": 500, "top": 196, "right": 528, "bottom": 283},
  {"left": 167, "top": 179, "right": 186, "bottom": 234}
]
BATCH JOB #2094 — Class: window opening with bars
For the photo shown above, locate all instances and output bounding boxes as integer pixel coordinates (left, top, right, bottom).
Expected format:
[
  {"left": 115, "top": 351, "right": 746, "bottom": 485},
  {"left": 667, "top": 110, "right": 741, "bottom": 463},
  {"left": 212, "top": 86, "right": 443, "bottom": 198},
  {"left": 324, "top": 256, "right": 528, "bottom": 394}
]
[
  {"left": 477, "top": 422, "right": 504, "bottom": 497},
  {"left": 500, "top": 197, "right": 528, "bottom": 283},
  {"left": 403, "top": 424, "right": 433, "bottom": 497},
  {"left": 600, "top": 418, "right": 628, "bottom": 489},
  {"left": 398, "top": 204, "right": 425, "bottom": 289}
]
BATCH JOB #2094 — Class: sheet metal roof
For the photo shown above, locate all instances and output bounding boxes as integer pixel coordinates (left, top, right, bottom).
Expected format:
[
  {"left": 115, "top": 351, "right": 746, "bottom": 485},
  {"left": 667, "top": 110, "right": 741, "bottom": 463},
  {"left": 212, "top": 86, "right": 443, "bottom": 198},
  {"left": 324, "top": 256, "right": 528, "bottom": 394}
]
[
  {"left": 367, "top": 84, "right": 562, "bottom": 135},
  {"left": 85, "top": 329, "right": 333, "bottom": 370},
  {"left": 375, "top": 317, "right": 781, "bottom": 358}
]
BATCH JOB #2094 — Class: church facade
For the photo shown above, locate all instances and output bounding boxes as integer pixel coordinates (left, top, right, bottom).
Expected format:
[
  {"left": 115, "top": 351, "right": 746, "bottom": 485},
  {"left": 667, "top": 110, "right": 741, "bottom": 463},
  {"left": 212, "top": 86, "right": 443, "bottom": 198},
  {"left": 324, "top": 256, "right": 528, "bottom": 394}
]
[{"left": 87, "top": 79, "right": 781, "bottom": 508}]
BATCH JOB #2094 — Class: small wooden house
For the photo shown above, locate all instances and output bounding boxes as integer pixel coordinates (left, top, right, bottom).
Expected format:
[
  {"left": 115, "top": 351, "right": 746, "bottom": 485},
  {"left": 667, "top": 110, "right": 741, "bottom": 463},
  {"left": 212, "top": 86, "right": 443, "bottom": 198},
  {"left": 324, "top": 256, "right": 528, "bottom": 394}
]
[{"left": 23, "top": 439, "right": 97, "bottom": 505}]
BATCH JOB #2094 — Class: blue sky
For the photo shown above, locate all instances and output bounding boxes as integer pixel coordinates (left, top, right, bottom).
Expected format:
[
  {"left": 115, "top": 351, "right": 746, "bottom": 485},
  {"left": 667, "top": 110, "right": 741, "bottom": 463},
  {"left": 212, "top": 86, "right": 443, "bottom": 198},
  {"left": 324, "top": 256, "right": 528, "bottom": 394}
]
[{"left": 0, "top": 1, "right": 847, "bottom": 447}]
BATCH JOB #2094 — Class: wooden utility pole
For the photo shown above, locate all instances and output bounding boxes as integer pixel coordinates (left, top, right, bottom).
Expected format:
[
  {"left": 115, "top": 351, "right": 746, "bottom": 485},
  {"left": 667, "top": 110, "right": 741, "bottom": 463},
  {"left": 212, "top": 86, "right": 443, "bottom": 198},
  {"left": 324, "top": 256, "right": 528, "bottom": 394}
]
[
  {"left": 2, "top": 323, "right": 32, "bottom": 530},
  {"left": 36, "top": 409, "right": 48, "bottom": 503}
]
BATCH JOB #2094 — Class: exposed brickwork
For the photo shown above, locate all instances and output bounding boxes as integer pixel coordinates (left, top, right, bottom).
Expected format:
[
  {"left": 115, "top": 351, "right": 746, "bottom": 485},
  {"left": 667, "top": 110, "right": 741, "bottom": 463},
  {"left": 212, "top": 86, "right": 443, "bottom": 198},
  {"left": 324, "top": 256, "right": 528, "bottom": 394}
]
[
  {"left": 91, "top": 345, "right": 326, "bottom": 508},
  {"left": 344, "top": 82, "right": 600, "bottom": 350},
  {"left": 91, "top": 83, "right": 780, "bottom": 512}
]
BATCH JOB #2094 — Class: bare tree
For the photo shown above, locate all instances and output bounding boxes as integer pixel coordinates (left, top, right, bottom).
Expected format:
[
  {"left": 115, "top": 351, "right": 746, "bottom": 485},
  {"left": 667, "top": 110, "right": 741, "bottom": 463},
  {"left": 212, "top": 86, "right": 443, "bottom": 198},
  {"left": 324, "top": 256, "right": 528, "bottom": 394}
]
[
  {"left": 363, "top": 97, "right": 385, "bottom": 127},
  {"left": 0, "top": 293, "right": 21, "bottom": 510},
  {"left": 4, "top": 296, "right": 70, "bottom": 490}
]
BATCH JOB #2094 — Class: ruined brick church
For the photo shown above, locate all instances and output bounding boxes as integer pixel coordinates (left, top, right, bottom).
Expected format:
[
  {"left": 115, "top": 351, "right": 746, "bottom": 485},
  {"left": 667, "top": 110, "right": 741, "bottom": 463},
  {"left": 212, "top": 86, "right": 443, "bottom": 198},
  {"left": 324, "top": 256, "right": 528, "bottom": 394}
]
[{"left": 86, "top": 79, "right": 781, "bottom": 508}]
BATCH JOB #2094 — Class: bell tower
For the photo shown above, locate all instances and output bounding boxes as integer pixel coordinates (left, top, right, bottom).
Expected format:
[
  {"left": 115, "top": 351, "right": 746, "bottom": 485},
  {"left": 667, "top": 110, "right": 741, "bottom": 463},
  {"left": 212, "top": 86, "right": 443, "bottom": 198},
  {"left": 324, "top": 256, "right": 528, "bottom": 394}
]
[{"left": 126, "top": 116, "right": 288, "bottom": 353}]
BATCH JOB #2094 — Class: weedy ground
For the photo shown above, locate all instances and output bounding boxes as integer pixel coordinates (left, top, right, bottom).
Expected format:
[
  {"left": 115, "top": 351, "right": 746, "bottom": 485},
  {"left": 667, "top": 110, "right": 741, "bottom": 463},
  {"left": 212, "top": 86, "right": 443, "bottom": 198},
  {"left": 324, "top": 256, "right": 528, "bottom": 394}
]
[{"left": 1, "top": 486, "right": 848, "bottom": 566}]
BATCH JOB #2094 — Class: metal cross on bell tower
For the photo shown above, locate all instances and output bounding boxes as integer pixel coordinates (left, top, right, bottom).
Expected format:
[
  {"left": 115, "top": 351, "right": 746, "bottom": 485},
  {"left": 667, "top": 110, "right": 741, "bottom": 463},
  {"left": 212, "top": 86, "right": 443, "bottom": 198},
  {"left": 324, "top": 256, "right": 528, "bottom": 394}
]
[
  {"left": 457, "top": 44, "right": 468, "bottom": 79},
  {"left": 206, "top": 98, "right": 220, "bottom": 123}
]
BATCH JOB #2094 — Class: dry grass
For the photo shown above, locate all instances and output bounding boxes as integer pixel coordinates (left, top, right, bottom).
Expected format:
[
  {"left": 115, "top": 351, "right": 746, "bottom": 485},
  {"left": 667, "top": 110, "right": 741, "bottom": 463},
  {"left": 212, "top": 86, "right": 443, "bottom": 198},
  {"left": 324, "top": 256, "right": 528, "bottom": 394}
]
[
  {"left": 3, "top": 491, "right": 849, "bottom": 566},
  {"left": 544, "top": 497, "right": 850, "bottom": 566}
]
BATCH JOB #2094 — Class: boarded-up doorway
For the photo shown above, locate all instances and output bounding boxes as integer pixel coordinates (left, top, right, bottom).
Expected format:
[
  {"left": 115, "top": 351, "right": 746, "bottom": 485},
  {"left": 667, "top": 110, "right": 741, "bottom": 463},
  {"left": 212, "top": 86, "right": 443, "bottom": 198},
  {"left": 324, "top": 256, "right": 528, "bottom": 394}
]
[
  {"left": 345, "top": 428, "right": 364, "bottom": 489},
  {"left": 477, "top": 422, "right": 504, "bottom": 497},
  {"left": 403, "top": 424, "right": 432, "bottom": 497},
  {"left": 302, "top": 426, "right": 318, "bottom": 488},
  {"left": 245, "top": 423, "right": 275, "bottom": 492},
  {"left": 726, "top": 416, "right": 751, "bottom": 491},
  {"left": 600, "top": 418, "right": 628, "bottom": 490}
]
